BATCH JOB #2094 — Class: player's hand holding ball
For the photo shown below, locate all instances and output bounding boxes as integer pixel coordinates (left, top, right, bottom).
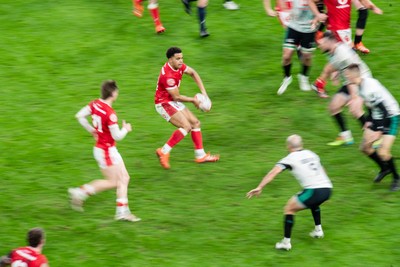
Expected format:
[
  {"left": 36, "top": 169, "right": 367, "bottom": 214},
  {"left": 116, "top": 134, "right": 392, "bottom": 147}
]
[{"left": 194, "top": 93, "right": 212, "bottom": 112}]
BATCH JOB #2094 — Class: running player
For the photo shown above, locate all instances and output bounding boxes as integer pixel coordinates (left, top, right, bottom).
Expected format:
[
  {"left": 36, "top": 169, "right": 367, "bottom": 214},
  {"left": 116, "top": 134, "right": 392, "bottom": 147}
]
[
  {"left": 68, "top": 80, "right": 140, "bottom": 222},
  {"left": 133, "top": 0, "right": 165, "bottom": 34},
  {"left": 155, "top": 47, "right": 219, "bottom": 169},
  {"left": 344, "top": 64, "right": 400, "bottom": 191},
  {"left": 247, "top": 134, "right": 333, "bottom": 251},
  {"left": 313, "top": 31, "right": 370, "bottom": 146}
]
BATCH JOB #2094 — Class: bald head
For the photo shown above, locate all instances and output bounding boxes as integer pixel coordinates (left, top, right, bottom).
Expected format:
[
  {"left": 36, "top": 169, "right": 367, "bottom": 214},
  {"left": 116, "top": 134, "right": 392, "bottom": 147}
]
[{"left": 287, "top": 134, "right": 303, "bottom": 151}]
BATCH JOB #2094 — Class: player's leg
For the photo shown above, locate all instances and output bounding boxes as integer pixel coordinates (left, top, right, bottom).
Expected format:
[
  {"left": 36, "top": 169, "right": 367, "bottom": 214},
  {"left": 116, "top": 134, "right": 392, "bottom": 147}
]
[
  {"left": 133, "top": 0, "right": 144, "bottom": 17},
  {"left": 360, "top": 127, "right": 389, "bottom": 182},
  {"left": 327, "top": 90, "right": 354, "bottom": 146},
  {"left": 353, "top": 0, "right": 370, "bottom": 54},
  {"left": 308, "top": 188, "right": 331, "bottom": 238},
  {"left": 277, "top": 28, "right": 296, "bottom": 95},
  {"left": 148, "top": 0, "right": 165, "bottom": 33},
  {"left": 223, "top": 0, "right": 239, "bottom": 10},
  {"left": 197, "top": 0, "right": 209, "bottom": 37},
  {"left": 68, "top": 147, "right": 121, "bottom": 211},
  {"left": 297, "top": 32, "right": 316, "bottom": 92},
  {"left": 181, "top": 108, "right": 219, "bottom": 163},
  {"left": 113, "top": 162, "right": 141, "bottom": 221},
  {"left": 276, "top": 195, "right": 306, "bottom": 250},
  {"left": 309, "top": 206, "right": 324, "bottom": 238}
]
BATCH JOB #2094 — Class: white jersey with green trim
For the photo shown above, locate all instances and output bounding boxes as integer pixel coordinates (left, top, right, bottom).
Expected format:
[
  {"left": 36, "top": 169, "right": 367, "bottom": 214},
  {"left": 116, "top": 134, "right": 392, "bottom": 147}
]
[
  {"left": 359, "top": 78, "right": 400, "bottom": 119},
  {"left": 288, "top": 0, "right": 315, "bottom": 33},
  {"left": 277, "top": 149, "right": 333, "bottom": 189},
  {"left": 330, "top": 43, "right": 372, "bottom": 82}
]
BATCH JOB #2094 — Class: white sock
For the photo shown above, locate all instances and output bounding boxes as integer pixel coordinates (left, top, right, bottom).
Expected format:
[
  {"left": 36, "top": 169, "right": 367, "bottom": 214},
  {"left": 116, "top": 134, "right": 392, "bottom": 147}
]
[
  {"left": 340, "top": 130, "right": 352, "bottom": 139},
  {"left": 283, "top": 237, "right": 291, "bottom": 244},
  {"left": 116, "top": 198, "right": 130, "bottom": 215},
  {"left": 195, "top": 149, "right": 206, "bottom": 159},
  {"left": 161, "top": 144, "right": 172, "bottom": 154}
]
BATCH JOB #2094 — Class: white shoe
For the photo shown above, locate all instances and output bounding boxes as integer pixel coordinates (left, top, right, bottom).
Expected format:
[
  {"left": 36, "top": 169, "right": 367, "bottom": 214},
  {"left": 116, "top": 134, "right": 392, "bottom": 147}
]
[
  {"left": 275, "top": 240, "right": 292, "bottom": 251},
  {"left": 115, "top": 213, "right": 141, "bottom": 222},
  {"left": 309, "top": 229, "right": 324, "bottom": 238},
  {"left": 298, "top": 74, "right": 311, "bottom": 91},
  {"left": 277, "top": 76, "right": 293, "bottom": 95},
  {"left": 223, "top": 1, "right": 239, "bottom": 10},
  {"left": 68, "top": 188, "right": 85, "bottom": 212}
]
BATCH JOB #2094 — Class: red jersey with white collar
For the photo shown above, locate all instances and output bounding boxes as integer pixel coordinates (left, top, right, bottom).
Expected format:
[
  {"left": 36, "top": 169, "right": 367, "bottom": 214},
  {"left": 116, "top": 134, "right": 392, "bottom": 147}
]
[
  {"left": 88, "top": 99, "right": 118, "bottom": 149},
  {"left": 154, "top": 63, "right": 188, "bottom": 104},
  {"left": 11, "top": 247, "right": 48, "bottom": 267},
  {"left": 325, "top": 0, "right": 351, "bottom": 30}
]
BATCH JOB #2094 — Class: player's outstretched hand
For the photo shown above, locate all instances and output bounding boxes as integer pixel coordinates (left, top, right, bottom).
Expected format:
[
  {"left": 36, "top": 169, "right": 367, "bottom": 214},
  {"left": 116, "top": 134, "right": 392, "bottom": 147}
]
[
  {"left": 123, "top": 120, "right": 132, "bottom": 132},
  {"left": 371, "top": 6, "right": 383, "bottom": 15},
  {"left": 247, "top": 187, "right": 262, "bottom": 199}
]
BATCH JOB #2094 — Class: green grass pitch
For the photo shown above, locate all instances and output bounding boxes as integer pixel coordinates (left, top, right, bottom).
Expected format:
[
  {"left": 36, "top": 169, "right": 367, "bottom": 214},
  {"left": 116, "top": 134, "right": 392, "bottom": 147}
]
[{"left": 1, "top": 0, "right": 399, "bottom": 266}]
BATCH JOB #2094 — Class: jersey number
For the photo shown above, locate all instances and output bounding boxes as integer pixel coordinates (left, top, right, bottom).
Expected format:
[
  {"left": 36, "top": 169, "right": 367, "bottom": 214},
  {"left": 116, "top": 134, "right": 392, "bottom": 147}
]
[
  {"left": 92, "top": 114, "right": 103, "bottom": 133},
  {"left": 308, "top": 162, "right": 320, "bottom": 175},
  {"left": 12, "top": 260, "right": 28, "bottom": 267}
]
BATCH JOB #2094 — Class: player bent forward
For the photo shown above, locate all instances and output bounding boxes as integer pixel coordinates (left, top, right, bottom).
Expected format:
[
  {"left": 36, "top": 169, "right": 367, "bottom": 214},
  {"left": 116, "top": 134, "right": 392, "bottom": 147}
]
[
  {"left": 68, "top": 80, "right": 140, "bottom": 222},
  {"left": 344, "top": 64, "right": 400, "bottom": 191},
  {"left": 247, "top": 134, "right": 332, "bottom": 250},
  {"left": 155, "top": 47, "right": 219, "bottom": 169}
]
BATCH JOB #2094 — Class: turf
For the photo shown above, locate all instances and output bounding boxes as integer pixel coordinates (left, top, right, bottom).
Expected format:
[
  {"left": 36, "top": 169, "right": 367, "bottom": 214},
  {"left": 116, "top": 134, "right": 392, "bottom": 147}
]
[{"left": 1, "top": 0, "right": 400, "bottom": 266}]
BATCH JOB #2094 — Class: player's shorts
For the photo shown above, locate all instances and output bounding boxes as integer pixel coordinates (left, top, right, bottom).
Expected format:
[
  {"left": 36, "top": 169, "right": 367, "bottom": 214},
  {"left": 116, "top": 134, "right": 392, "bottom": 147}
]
[
  {"left": 155, "top": 101, "right": 186, "bottom": 122},
  {"left": 369, "top": 115, "right": 399, "bottom": 136},
  {"left": 93, "top": 146, "right": 123, "bottom": 169},
  {"left": 283, "top": 27, "right": 316, "bottom": 53},
  {"left": 296, "top": 188, "right": 332, "bottom": 208},
  {"left": 331, "top": 29, "right": 352, "bottom": 46},
  {"left": 277, "top": 11, "right": 291, "bottom": 28}
]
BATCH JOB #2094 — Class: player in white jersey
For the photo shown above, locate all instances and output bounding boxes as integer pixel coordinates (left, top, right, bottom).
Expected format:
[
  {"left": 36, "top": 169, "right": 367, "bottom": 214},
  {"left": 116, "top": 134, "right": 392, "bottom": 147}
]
[
  {"left": 247, "top": 135, "right": 332, "bottom": 250},
  {"left": 276, "top": 0, "right": 319, "bottom": 95},
  {"left": 345, "top": 64, "right": 400, "bottom": 191},
  {"left": 313, "top": 31, "right": 371, "bottom": 146}
]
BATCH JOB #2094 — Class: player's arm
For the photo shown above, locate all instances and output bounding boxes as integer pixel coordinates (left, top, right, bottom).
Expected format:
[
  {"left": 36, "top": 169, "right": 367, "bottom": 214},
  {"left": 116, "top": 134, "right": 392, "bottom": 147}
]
[
  {"left": 246, "top": 165, "right": 284, "bottom": 198},
  {"left": 109, "top": 120, "right": 132, "bottom": 141},
  {"left": 75, "top": 105, "right": 95, "bottom": 134},
  {"left": 358, "top": 0, "right": 383, "bottom": 14},
  {"left": 168, "top": 87, "right": 200, "bottom": 108},
  {"left": 0, "top": 253, "right": 11, "bottom": 266},
  {"left": 312, "top": 63, "right": 336, "bottom": 91},
  {"left": 263, "top": 0, "right": 277, "bottom": 17},
  {"left": 184, "top": 66, "right": 208, "bottom": 97},
  {"left": 308, "top": 0, "right": 327, "bottom": 23}
]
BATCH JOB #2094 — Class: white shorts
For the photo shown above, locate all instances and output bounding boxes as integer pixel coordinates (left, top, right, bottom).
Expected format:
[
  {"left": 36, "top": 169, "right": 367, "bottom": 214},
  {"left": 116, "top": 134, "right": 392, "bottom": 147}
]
[
  {"left": 93, "top": 146, "right": 123, "bottom": 169},
  {"left": 334, "top": 29, "right": 352, "bottom": 46},
  {"left": 155, "top": 101, "right": 186, "bottom": 121},
  {"left": 277, "top": 11, "right": 291, "bottom": 28}
]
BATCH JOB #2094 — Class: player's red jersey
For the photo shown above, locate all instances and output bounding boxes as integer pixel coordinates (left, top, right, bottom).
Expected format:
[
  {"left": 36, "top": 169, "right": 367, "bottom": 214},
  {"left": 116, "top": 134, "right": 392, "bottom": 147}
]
[
  {"left": 89, "top": 99, "right": 118, "bottom": 149},
  {"left": 154, "top": 63, "right": 188, "bottom": 104},
  {"left": 324, "top": 0, "right": 351, "bottom": 31},
  {"left": 276, "top": 0, "right": 292, "bottom": 11},
  {"left": 11, "top": 247, "right": 48, "bottom": 267}
]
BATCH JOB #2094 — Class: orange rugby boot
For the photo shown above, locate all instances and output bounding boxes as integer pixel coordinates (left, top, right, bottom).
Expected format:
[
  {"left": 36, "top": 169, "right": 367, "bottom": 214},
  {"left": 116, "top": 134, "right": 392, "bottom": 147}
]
[
  {"left": 195, "top": 152, "right": 220, "bottom": 163},
  {"left": 156, "top": 148, "right": 170, "bottom": 169},
  {"left": 133, "top": 1, "right": 144, "bottom": 17},
  {"left": 354, "top": 42, "right": 370, "bottom": 54},
  {"left": 155, "top": 24, "right": 165, "bottom": 34}
]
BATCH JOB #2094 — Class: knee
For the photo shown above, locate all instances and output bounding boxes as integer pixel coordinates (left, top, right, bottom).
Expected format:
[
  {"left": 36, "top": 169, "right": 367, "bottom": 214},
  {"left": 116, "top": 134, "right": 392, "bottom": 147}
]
[
  {"left": 191, "top": 119, "right": 201, "bottom": 129},
  {"left": 378, "top": 149, "right": 391, "bottom": 161}
]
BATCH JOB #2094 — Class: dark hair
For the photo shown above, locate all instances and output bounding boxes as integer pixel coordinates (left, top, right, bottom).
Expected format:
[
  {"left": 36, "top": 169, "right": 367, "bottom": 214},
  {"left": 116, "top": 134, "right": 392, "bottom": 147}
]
[
  {"left": 27, "top": 228, "right": 44, "bottom": 248},
  {"left": 101, "top": 80, "right": 118, "bottom": 99},
  {"left": 322, "top": 31, "right": 337, "bottom": 41},
  {"left": 166, "top": 47, "right": 182, "bottom": 59}
]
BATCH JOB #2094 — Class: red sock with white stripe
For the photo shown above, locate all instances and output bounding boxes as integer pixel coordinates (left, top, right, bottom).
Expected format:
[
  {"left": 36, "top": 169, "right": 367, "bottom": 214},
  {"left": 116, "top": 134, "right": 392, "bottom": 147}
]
[
  {"left": 116, "top": 198, "right": 130, "bottom": 216},
  {"left": 191, "top": 128, "right": 206, "bottom": 159},
  {"left": 162, "top": 128, "right": 187, "bottom": 154},
  {"left": 148, "top": 3, "right": 162, "bottom": 26}
]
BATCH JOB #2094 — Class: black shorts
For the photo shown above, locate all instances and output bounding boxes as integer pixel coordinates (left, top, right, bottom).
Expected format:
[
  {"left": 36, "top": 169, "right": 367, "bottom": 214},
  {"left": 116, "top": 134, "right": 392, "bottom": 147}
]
[
  {"left": 296, "top": 188, "right": 332, "bottom": 208},
  {"left": 284, "top": 27, "right": 316, "bottom": 52},
  {"left": 336, "top": 85, "right": 350, "bottom": 95},
  {"left": 369, "top": 116, "right": 399, "bottom": 136}
]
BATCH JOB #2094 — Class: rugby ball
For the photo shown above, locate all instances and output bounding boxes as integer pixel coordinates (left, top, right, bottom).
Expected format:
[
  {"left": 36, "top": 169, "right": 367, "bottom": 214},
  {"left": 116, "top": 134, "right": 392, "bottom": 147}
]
[{"left": 195, "top": 93, "right": 212, "bottom": 112}]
